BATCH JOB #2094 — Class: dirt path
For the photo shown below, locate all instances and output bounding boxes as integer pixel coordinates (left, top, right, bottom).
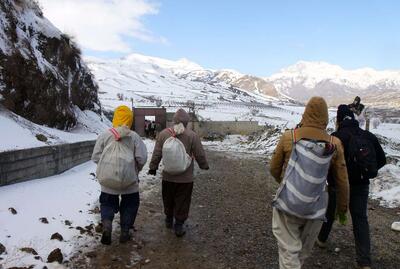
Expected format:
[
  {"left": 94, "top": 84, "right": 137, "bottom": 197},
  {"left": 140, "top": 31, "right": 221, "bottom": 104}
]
[{"left": 71, "top": 150, "right": 400, "bottom": 269}]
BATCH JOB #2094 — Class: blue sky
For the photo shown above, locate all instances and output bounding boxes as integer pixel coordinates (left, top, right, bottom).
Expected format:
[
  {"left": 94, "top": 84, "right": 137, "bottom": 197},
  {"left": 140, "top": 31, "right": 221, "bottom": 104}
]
[{"left": 43, "top": 0, "right": 400, "bottom": 76}]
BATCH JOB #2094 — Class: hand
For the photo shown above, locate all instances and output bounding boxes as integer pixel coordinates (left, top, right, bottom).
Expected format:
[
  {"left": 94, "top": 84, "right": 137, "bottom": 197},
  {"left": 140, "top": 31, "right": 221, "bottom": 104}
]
[
  {"left": 336, "top": 212, "right": 347, "bottom": 225},
  {"left": 148, "top": 169, "right": 157, "bottom": 176}
]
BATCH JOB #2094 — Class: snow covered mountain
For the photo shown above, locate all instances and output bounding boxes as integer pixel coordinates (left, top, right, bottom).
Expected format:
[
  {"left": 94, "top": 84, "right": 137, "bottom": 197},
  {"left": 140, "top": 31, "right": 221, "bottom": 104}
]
[
  {"left": 267, "top": 61, "right": 400, "bottom": 107},
  {"left": 86, "top": 54, "right": 282, "bottom": 113},
  {"left": 0, "top": 0, "right": 100, "bottom": 129}
]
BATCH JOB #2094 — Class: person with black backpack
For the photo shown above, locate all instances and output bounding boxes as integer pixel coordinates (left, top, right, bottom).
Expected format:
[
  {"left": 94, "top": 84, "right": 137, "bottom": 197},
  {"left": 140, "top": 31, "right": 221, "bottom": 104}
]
[{"left": 317, "top": 104, "right": 386, "bottom": 269}]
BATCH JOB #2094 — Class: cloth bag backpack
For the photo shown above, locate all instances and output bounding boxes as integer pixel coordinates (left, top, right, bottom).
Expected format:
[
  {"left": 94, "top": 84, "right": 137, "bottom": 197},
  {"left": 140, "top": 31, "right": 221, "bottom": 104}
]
[
  {"left": 96, "top": 128, "right": 137, "bottom": 190},
  {"left": 272, "top": 129, "right": 336, "bottom": 220},
  {"left": 162, "top": 128, "right": 192, "bottom": 175}
]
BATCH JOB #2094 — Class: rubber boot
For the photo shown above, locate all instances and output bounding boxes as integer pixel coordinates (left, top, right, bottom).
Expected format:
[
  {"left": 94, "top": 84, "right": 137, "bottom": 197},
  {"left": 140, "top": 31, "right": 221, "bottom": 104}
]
[
  {"left": 165, "top": 216, "right": 173, "bottom": 229},
  {"left": 174, "top": 221, "right": 186, "bottom": 237},
  {"left": 101, "top": 219, "right": 112, "bottom": 245},
  {"left": 119, "top": 229, "right": 131, "bottom": 243}
]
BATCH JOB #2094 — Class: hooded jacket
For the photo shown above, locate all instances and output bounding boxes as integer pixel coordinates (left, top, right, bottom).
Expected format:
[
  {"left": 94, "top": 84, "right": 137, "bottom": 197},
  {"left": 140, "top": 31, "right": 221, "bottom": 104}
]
[
  {"left": 150, "top": 109, "right": 209, "bottom": 183},
  {"left": 333, "top": 119, "right": 386, "bottom": 186},
  {"left": 270, "top": 97, "right": 349, "bottom": 214}
]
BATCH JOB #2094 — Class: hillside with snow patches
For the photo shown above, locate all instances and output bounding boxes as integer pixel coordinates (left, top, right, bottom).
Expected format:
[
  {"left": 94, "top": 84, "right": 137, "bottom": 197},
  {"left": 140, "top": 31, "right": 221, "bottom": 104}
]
[{"left": 0, "top": 0, "right": 101, "bottom": 130}]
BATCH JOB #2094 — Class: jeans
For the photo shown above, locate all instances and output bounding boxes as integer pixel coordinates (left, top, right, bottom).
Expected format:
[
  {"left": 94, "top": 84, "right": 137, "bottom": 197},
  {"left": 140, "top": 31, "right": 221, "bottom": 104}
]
[
  {"left": 100, "top": 192, "right": 140, "bottom": 231},
  {"left": 350, "top": 185, "right": 371, "bottom": 267},
  {"left": 318, "top": 185, "right": 371, "bottom": 267}
]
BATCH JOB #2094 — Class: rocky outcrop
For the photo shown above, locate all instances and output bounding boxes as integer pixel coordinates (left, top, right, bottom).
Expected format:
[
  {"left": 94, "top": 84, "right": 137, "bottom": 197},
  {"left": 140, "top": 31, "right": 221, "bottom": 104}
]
[{"left": 0, "top": 0, "right": 100, "bottom": 129}]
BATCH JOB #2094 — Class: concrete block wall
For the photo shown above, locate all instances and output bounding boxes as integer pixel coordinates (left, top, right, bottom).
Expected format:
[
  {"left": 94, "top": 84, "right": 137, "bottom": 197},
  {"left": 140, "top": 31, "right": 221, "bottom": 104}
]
[
  {"left": 0, "top": 140, "right": 95, "bottom": 186},
  {"left": 166, "top": 120, "right": 264, "bottom": 137},
  {"left": 194, "top": 121, "right": 264, "bottom": 137}
]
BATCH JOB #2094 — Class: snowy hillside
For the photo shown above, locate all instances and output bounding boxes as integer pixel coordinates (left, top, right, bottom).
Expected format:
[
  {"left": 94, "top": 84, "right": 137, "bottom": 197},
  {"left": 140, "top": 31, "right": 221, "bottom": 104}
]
[
  {"left": 86, "top": 54, "right": 304, "bottom": 127},
  {"left": 268, "top": 61, "right": 400, "bottom": 107},
  {"left": 0, "top": 0, "right": 100, "bottom": 129},
  {"left": 87, "top": 53, "right": 279, "bottom": 108}
]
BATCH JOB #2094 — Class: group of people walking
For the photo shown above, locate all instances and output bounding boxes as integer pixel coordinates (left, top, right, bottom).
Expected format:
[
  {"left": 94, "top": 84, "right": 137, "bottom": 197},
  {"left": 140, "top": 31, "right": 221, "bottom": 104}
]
[
  {"left": 91, "top": 96, "right": 386, "bottom": 269},
  {"left": 270, "top": 97, "right": 386, "bottom": 269},
  {"left": 92, "top": 106, "right": 209, "bottom": 242}
]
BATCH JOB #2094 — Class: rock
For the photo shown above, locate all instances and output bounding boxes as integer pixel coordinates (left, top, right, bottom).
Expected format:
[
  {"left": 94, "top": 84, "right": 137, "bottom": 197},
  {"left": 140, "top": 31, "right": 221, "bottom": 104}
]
[
  {"left": 35, "top": 134, "right": 48, "bottom": 142},
  {"left": 391, "top": 222, "right": 400, "bottom": 232},
  {"left": 76, "top": 226, "right": 86, "bottom": 234},
  {"left": 20, "top": 247, "right": 38, "bottom": 255},
  {"left": 334, "top": 247, "right": 341, "bottom": 253},
  {"left": 95, "top": 223, "right": 103, "bottom": 233},
  {"left": 8, "top": 207, "right": 17, "bottom": 215},
  {"left": 47, "top": 248, "right": 63, "bottom": 264},
  {"left": 51, "top": 233, "right": 64, "bottom": 241},
  {"left": 34, "top": 256, "right": 42, "bottom": 260},
  {"left": 85, "top": 224, "right": 94, "bottom": 231},
  {"left": 39, "top": 217, "right": 49, "bottom": 224},
  {"left": 89, "top": 207, "right": 100, "bottom": 214},
  {"left": 0, "top": 242, "right": 6, "bottom": 255},
  {"left": 85, "top": 251, "right": 97, "bottom": 258},
  {"left": 64, "top": 220, "right": 72, "bottom": 226},
  {"left": 0, "top": 1, "right": 100, "bottom": 130}
]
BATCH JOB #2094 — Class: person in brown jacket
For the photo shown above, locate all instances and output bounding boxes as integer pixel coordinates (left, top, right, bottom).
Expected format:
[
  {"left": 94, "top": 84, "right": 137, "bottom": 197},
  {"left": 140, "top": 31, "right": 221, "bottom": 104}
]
[
  {"left": 270, "top": 97, "right": 349, "bottom": 269},
  {"left": 149, "top": 109, "right": 209, "bottom": 237}
]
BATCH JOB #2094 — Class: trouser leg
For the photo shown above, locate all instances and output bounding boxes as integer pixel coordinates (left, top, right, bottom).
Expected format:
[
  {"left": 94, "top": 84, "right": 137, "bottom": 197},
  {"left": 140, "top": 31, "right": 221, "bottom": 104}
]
[
  {"left": 318, "top": 187, "right": 337, "bottom": 242},
  {"left": 350, "top": 185, "right": 371, "bottom": 267},
  {"left": 173, "top": 182, "right": 194, "bottom": 224},
  {"left": 299, "top": 219, "right": 323, "bottom": 265},
  {"left": 100, "top": 192, "right": 119, "bottom": 222},
  {"left": 272, "top": 208, "right": 303, "bottom": 269},
  {"left": 162, "top": 180, "right": 175, "bottom": 219},
  {"left": 120, "top": 192, "right": 140, "bottom": 231}
]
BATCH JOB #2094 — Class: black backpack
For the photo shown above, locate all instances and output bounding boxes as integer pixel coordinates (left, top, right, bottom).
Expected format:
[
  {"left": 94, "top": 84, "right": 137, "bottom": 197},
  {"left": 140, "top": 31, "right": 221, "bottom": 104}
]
[{"left": 347, "top": 130, "right": 378, "bottom": 180}]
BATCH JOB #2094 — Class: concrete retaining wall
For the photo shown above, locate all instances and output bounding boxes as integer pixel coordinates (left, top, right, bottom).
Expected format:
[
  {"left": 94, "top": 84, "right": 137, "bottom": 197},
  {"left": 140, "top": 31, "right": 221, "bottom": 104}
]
[
  {"left": 167, "top": 120, "right": 263, "bottom": 137},
  {"left": 0, "top": 140, "right": 95, "bottom": 186},
  {"left": 194, "top": 121, "right": 263, "bottom": 137}
]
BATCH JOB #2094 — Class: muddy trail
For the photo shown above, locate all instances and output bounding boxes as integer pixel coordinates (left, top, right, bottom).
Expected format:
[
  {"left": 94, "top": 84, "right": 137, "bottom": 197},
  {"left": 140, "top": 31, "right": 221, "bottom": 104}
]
[{"left": 71, "top": 150, "right": 400, "bottom": 269}]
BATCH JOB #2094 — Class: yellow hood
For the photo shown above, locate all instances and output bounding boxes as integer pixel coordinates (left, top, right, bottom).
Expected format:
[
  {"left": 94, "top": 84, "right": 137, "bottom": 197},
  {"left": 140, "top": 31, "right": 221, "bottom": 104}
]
[{"left": 112, "top": 105, "right": 133, "bottom": 129}]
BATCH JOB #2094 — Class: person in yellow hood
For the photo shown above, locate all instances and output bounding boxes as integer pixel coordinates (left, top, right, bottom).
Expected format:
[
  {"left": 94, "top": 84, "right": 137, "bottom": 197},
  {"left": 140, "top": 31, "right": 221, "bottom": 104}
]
[
  {"left": 112, "top": 105, "right": 134, "bottom": 129},
  {"left": 92, "top": 105, "right": 147, "bottom": 245},
  {"left": 270, "top": 97, "right": 349, "bottom": 269}
]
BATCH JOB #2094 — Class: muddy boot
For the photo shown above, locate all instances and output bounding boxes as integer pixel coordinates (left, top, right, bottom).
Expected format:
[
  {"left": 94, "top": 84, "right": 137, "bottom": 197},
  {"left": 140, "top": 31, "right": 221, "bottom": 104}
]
[
  {"left": 101, "top": 219, "right": 112, "bottom": 245},
  {"left": 165, "top": 216, "right": 173, "bottom": 229},
  {"left": 174, "top": 222, "right": 186, "bottom": 237},
  {"left": 119, "top": 229, "right": 131, "bottom": 243}
]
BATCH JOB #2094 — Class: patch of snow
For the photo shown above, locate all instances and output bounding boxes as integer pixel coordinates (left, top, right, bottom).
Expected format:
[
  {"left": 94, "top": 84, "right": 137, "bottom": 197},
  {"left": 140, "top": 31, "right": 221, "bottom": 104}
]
[
  {"left": 0, "top": 139, "right": 158, "bottom": 268},
  {"left": 370, "top": 164, "right": 400, "bottom": 208},
  {"left": 0, "top": 106, "right": 111, "bottom": 152}
]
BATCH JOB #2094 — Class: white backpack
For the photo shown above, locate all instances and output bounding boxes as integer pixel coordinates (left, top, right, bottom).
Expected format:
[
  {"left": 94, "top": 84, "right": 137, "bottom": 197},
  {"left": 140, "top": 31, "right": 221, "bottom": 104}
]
[
  {"left": 162, "top": 127, "right": 192, "bottom": 175},
  {"left": 96, "top": 128, "right": 137, "bottom": 190}
]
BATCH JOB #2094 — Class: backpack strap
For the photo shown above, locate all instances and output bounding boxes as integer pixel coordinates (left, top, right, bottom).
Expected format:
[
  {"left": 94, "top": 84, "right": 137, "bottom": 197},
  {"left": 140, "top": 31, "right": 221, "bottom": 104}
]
[
  {"left": 109, "top": 128, "right": 121, "bottom": 141},
  {"left": 167, "top": 128, "right": 176, "bottom": 138},
  {"left": 291, "top": 128, "right": 297, "bottom": 144}
]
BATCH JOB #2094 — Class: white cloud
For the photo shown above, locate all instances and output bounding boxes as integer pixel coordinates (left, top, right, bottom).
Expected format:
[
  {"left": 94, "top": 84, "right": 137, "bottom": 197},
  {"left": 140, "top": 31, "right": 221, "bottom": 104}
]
[{"left": 39, "top": 0, "right": 165, "bottom": 53}]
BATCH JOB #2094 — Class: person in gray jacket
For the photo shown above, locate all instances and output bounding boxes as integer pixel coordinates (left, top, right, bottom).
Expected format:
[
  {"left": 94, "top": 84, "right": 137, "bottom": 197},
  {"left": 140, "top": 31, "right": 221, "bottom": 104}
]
[{"left": 92, "top": 105, "right": 147, "bottom": 245}]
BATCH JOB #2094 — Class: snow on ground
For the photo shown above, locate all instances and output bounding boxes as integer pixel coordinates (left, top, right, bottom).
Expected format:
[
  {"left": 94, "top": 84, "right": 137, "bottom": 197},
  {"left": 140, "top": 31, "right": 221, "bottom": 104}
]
[
  {"left": 0, "top": 140, "right": 158, "bottom": 268},
  {"left": 0, "top": 106, "right": 111, "bottom": 152},
  {"left": 370, "top": 164, "right": 400, "bottom": 208}
]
